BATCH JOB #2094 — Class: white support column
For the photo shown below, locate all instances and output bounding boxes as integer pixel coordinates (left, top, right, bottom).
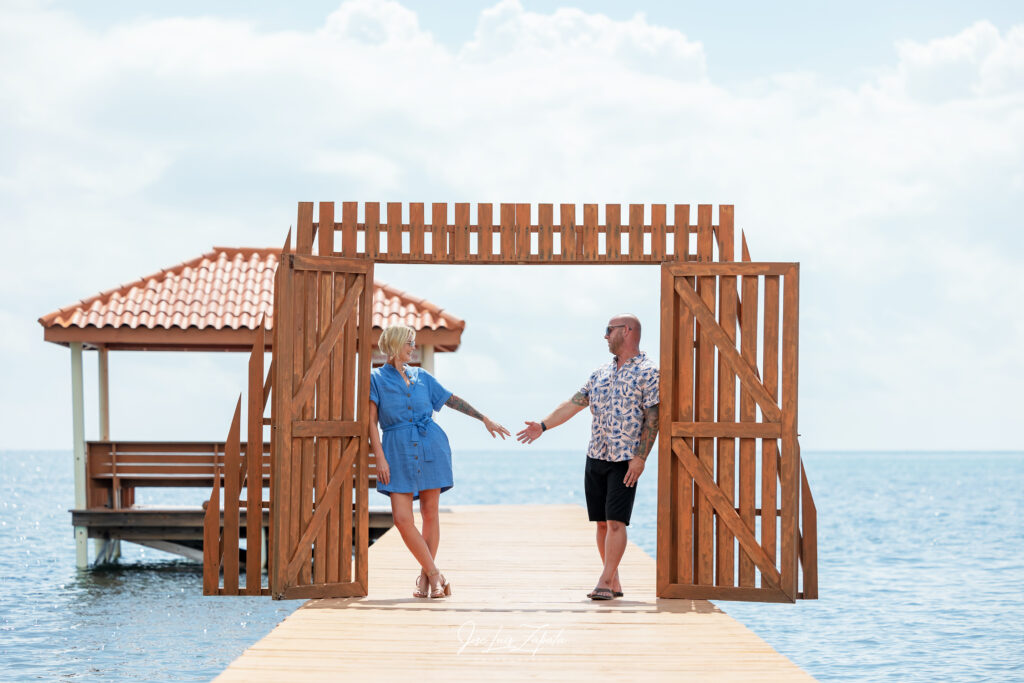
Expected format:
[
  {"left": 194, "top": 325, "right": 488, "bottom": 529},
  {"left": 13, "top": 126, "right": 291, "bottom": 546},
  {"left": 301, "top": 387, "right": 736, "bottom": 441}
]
[
  {"left": 97, "top": 346, "right": 109, "bottom": 440},
  {"left": 70, "top": 343, "right": 88, "bottom": 568},
  {"left": 420, "top": 345, "right": 435, "bottom": 374}
]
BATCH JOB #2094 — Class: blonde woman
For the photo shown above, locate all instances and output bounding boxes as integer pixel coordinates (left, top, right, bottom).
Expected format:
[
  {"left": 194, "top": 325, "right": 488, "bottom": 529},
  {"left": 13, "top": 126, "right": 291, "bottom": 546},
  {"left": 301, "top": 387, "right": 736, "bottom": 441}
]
[{"left": 369, "top": 324, "right": 510, "bottom": 598}]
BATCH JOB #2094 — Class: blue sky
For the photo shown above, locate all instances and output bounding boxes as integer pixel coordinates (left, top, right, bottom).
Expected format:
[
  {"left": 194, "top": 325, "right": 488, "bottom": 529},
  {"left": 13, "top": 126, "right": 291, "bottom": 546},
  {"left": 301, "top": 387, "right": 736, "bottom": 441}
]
[{"left": 1, "top": 0, "right": 1021, "bottom": 452}]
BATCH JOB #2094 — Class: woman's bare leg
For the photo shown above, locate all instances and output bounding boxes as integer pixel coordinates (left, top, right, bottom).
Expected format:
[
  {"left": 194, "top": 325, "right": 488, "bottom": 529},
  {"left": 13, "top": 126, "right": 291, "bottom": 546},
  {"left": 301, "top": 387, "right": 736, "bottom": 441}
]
[
  {"left": 418, "top": 488, "right": 441, "bottom": 560},
  {"left": 389, "top": 492, "right": 437, "bottom": 574}
]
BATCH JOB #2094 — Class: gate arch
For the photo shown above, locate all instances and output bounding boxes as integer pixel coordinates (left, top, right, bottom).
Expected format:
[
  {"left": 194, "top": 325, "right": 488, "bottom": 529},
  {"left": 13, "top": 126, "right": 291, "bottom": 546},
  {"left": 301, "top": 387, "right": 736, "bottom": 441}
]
[{"left": 204, "top": 201, "right": 817, "bottom": 602}]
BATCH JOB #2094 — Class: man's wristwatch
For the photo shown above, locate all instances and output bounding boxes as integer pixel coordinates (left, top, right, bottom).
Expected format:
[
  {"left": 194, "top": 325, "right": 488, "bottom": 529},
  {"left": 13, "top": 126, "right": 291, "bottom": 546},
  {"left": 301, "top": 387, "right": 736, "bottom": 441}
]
[{"left": 540, "top": 422, "right": 547, "bottom": 432}]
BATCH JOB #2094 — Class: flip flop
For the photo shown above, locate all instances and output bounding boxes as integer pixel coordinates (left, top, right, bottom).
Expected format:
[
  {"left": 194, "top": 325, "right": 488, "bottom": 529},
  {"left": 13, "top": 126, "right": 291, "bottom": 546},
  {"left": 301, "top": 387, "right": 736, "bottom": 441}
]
[
  {"left": 587, "top": 589, "right": 625, "bottom": 599},
  {"left": 589, "top": 587, "right": 615, "bottom": 601}
]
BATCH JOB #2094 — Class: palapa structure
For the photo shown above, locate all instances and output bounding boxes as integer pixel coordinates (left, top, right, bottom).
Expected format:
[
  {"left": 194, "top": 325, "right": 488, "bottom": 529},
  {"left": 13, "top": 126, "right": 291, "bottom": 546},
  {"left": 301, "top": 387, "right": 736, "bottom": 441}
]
[{"left": 39, "top": 246, "right": 465, "bottom": 566}]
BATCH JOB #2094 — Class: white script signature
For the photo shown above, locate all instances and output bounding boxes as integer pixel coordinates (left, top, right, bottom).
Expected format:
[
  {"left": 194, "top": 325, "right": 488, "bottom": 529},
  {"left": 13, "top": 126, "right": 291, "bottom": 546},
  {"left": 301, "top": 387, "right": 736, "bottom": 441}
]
[{"left": 456, "top": 620, "right": 568, "bottom": 656}]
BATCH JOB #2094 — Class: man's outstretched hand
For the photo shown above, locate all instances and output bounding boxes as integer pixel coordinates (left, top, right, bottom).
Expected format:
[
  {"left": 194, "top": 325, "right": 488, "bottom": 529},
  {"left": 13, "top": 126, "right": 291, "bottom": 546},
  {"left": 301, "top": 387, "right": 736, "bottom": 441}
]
[{"left": 516, "top": 421, "right": 544, "bottom": 444}]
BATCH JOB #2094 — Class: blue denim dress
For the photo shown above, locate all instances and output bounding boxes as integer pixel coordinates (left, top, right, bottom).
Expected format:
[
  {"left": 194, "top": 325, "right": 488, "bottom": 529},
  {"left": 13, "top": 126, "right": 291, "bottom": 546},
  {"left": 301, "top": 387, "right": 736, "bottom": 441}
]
[{"left": 369, "top": 364, "right": 453, "bottom": 499}]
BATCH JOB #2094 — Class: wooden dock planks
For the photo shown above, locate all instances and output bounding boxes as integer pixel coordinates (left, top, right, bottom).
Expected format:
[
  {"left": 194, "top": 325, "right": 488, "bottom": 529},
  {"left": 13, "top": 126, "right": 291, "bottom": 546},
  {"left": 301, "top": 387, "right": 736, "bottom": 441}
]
[{"left": 216, "top": 505, "right": 812, "bottom": 682}]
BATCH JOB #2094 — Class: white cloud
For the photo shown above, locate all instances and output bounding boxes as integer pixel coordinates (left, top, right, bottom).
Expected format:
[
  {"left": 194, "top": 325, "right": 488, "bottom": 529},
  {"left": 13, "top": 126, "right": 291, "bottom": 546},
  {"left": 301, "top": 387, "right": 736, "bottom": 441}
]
[{"left": 1, "top": 1, "right": 1021, "bottom": 450}]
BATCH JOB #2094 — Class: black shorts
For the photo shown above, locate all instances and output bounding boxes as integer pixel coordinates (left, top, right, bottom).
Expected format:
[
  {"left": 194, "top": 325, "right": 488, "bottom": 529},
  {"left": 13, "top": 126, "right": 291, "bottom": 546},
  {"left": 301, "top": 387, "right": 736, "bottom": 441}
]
[{"left": 584, "top": 457, "right": 637, "bottom": 526}]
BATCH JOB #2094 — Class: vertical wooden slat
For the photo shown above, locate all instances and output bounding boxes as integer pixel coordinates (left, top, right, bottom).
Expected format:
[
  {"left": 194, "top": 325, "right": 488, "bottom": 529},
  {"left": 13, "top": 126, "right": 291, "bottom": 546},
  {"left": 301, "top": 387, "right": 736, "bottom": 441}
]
[
  {"left": 325, "top": 274, "right": 343, "bottom": 585},
  {"left": 800, "top": 461, "right": 818, "bottom": 599},
  {"left": 651, "top": 204, "right": 666, "bottom": 261},
  {"left": 341, "top": 202, "right": 357, "bottom": 257},
  {"left": 674, "top": 204, "right": 690, "bottom": 261},
  {"left": 454, "top": 203, "right": 470, "bottom": 261},
  {"left": 516, "top": 203, "right": 531, "bottom": 260},
  {"left": 318, "top": 204, "right": 339, "bottom": 585},
  {"left": 605, "top": 204, "right": 621, "bottom": 259},
  {"left": 300, "top": 266, "right": 318, "bottom": 585},
  {"left": 629, "top": 204, "right": 644, "bottom": 261},
  {"left": 203, "top": 459, "right": 221, "bottom": 595},
  {"left": 316, "top": 202, "right": 335, "bottom": 585},
  {"left": 365, "top": 203, "right": 380, "bottom": 259},
  {"left": 718, "top": 206, "right": 735, "bottom": 263},
  {"left": 761, "top": 275, "right": 780, "bottom": 578},
  {"left": 676, "top": 276, "right": 695, "bottom": 586},
  {"left": 431, "top": 203, "right": 448, "bottom": 260},
  {"left": 341, "top": 273, "right": 356, "bottom": 582},
  {"left": 780, "top": 265, "right": 800, "bottom": 599},
  {"left": 318, "top": 203, "right": 334, "bottom": 257},
  {"left": 246, "top": 324, "right": 265, "bottom": 594},
  {"left": 499, "top": 204, "right": 515, "bottom": 261},
  {"left": 738, "top": 272, "right": 759, "bottom": 587},
  {"left": 538, "top": 203, "right": 553, "bottom": 260},
  {"left": 356, "top": 265, "right": 374, "bottom": 592},
  {"left": 657, "top": 265, "right": 674, "bottom": 595},
  {"left": 715, "top": 213, "right": 737, "bottom": 587},
  {"left": 313, "top": 259, "right": 333, "bottom": 586},
  {"left": 697, "top": 205, "right": 713, "bottom": 262},
  {"left": 271, "top": 251, "right": 294, "bottom": 598},
  {"left": 583, "top": 204, "right": 598, "bottom": 261},
  {"left": 695, "top": 268, "right": 715, "bottom": 585},
  {"left": 559, "top": 204, "right": 576, "bottom": 262},
  {"left": 477, "top": 203, "right": 493, "bottom": 262},
  {"left": 409, "top": 203, "right": 425, "bottom": 260},
  {"left": 296, "top": 203, "right": 314, "bottom": 255},
  {"left": 387, "top": 202, "right": 402, "bottom": 259},
  {"left": 288, "top": 257, "right": 305, "bottom": 585},
  {"left": 223, "top": 397, "right": 243, "bottom": 594}
]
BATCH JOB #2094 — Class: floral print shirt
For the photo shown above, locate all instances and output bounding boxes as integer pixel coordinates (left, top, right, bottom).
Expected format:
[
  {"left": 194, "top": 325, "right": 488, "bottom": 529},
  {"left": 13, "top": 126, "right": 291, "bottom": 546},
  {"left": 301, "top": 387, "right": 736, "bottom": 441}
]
[{"left": 580, "top": 351, "right": 660, "bottom": 462}]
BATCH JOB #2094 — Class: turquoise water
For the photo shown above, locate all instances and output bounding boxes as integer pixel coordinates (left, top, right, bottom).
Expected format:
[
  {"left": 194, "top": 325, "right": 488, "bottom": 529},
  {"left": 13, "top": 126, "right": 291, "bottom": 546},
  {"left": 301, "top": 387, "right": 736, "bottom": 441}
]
[{"left": 2, "top": 450, "right": 1022, "bottom": 681}]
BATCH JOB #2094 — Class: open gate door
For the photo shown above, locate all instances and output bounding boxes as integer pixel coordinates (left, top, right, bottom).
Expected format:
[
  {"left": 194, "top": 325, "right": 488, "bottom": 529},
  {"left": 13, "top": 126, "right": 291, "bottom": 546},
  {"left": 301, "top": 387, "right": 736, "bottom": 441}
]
[
  {"left": 270, "top": 218, "right": 374, "bottom": 599},
  {"left": 657, "top": 260, "right": 815, "bottom": 602}
]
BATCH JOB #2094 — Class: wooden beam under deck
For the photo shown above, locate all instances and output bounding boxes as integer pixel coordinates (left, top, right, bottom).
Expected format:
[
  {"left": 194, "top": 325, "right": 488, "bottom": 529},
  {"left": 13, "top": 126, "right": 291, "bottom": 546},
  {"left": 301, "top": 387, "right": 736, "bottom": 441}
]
[
  {"left": 216, "top": 505, "right": 812, "bottom": 682},
  {"left": 71, "top": 506, "right": 394, "bottom": 542}
]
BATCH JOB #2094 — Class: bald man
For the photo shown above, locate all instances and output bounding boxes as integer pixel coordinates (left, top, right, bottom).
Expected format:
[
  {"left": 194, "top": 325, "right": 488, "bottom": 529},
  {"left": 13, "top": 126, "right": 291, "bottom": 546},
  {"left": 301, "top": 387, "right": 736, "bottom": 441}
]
[{"left": 517, "top": 314, "right": 660, "bottom": 601}]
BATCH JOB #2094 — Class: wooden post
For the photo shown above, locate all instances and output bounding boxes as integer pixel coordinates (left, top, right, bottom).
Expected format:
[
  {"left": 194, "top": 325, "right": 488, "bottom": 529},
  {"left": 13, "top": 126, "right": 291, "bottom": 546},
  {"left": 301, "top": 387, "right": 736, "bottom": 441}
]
[
  {"left": 97, "top": 346, "right": 109, "bottom": 440},
  {"left": 70, "top": 342, "right": 88, "bottom": 568}
]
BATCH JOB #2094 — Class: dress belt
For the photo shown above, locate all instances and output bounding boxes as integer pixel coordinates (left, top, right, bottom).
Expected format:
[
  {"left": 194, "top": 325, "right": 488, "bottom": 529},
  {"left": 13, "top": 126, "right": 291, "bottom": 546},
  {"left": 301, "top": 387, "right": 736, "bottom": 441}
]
[{"left": 381, "top": 417, "right": 435, "bottom": 461}]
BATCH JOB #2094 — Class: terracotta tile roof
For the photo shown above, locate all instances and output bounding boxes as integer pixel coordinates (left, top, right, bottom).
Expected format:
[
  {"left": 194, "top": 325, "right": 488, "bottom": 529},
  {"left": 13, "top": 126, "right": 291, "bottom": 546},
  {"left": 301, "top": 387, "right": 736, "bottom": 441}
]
[{"left": 39, "top": 247, "right": 465, "bottom": 337}]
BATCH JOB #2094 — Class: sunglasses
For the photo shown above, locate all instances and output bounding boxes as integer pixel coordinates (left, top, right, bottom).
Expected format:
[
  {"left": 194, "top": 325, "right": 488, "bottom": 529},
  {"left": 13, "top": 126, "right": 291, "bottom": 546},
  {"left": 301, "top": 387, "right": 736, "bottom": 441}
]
[{"left": 605, "top": 325, "right": 627, "bottom": 336}]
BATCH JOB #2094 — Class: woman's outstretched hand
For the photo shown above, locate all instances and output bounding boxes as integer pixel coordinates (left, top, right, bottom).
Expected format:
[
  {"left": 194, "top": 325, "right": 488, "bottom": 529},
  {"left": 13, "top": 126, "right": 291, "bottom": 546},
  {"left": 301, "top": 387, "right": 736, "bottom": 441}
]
[
  {"left": 375, "top": 455, "right": 390, "bottom": 485},
  {"left": 516, "top": 421, "right": 543, "bottom": 444},
  {"left": 483, "top": 417, "right": 511, "bottom": 440}
]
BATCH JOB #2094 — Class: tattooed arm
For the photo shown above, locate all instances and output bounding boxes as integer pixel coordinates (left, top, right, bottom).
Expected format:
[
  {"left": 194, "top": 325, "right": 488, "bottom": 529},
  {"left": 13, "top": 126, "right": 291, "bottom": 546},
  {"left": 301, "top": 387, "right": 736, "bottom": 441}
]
[
  {"left": 516, "top": 391, "right": 589, "bottom": 444},
  {"left": 624, "top": 404, "right": 659, "bottom": 487},
  {"left": 444, "top": 394, "right": 511, "bottom": 439}
]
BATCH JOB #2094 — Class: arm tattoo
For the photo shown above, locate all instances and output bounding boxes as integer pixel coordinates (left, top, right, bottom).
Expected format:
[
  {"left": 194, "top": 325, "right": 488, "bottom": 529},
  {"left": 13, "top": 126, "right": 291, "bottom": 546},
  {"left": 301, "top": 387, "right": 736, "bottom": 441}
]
[
  {"left": 570, "top": 391, "right": 590, "bottom": 407},
  {"left": 633, "top": 404, "right": 660, "bottom": 461},
  {"left": 444, "top": 394, "right": 485, "bottom": 421}
]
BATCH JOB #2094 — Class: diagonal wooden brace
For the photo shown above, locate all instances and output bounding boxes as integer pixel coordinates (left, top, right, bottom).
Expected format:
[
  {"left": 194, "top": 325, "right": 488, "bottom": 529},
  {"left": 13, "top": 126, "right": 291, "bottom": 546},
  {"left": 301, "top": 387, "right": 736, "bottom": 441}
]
[
  {"left": 674, "top": 279, "right": 781, "bottom": 422},
  {"left": 673, "top": 438, "right": 782, "bottom": 590},
  {"left": 285, "top": 438, "right": 360, "bottom": 583},
  {"left": 292, "top": 280, "right": 363, "bottom": 406}
]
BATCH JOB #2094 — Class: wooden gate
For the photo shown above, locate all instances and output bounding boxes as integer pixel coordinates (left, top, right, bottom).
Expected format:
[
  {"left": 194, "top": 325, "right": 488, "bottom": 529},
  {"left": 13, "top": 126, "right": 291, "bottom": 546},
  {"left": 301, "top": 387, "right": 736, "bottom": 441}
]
[
  {"left": 657, "top": 258, "right": 816, "bottom": 602},
  {"left": 269, "top": 208, "right": 374, "bottom": 599},
  {"left": 204, "top": 201, "right": 816, "bottom": 603}
]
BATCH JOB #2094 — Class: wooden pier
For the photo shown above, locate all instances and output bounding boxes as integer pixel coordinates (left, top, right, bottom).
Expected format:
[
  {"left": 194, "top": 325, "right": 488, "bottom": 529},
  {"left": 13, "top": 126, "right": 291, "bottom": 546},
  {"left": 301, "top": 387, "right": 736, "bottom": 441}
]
[{"left": 216, "top": 504, "right": 812, "bottom": 681}]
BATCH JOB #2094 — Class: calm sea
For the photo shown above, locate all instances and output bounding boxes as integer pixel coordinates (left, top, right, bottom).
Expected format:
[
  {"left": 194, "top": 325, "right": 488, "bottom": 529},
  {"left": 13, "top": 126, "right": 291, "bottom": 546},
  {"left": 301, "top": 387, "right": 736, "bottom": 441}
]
[{"left": 1, "top": 450, "right": 1022, "bottom": 681}]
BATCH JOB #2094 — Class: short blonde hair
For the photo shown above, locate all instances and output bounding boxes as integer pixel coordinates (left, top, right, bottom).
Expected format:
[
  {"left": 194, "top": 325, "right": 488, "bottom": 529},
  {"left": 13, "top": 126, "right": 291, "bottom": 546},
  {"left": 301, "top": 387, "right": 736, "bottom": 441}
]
[{"left": 378, "top": 325, "right": 416, "bottom": 359}]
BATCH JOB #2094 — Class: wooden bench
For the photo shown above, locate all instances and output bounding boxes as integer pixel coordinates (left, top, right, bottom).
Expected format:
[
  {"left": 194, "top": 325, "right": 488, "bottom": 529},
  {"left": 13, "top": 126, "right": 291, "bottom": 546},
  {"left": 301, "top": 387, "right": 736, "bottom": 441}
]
[{"left": 85, "top": 440, "right": 378, "bottom": 510}]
